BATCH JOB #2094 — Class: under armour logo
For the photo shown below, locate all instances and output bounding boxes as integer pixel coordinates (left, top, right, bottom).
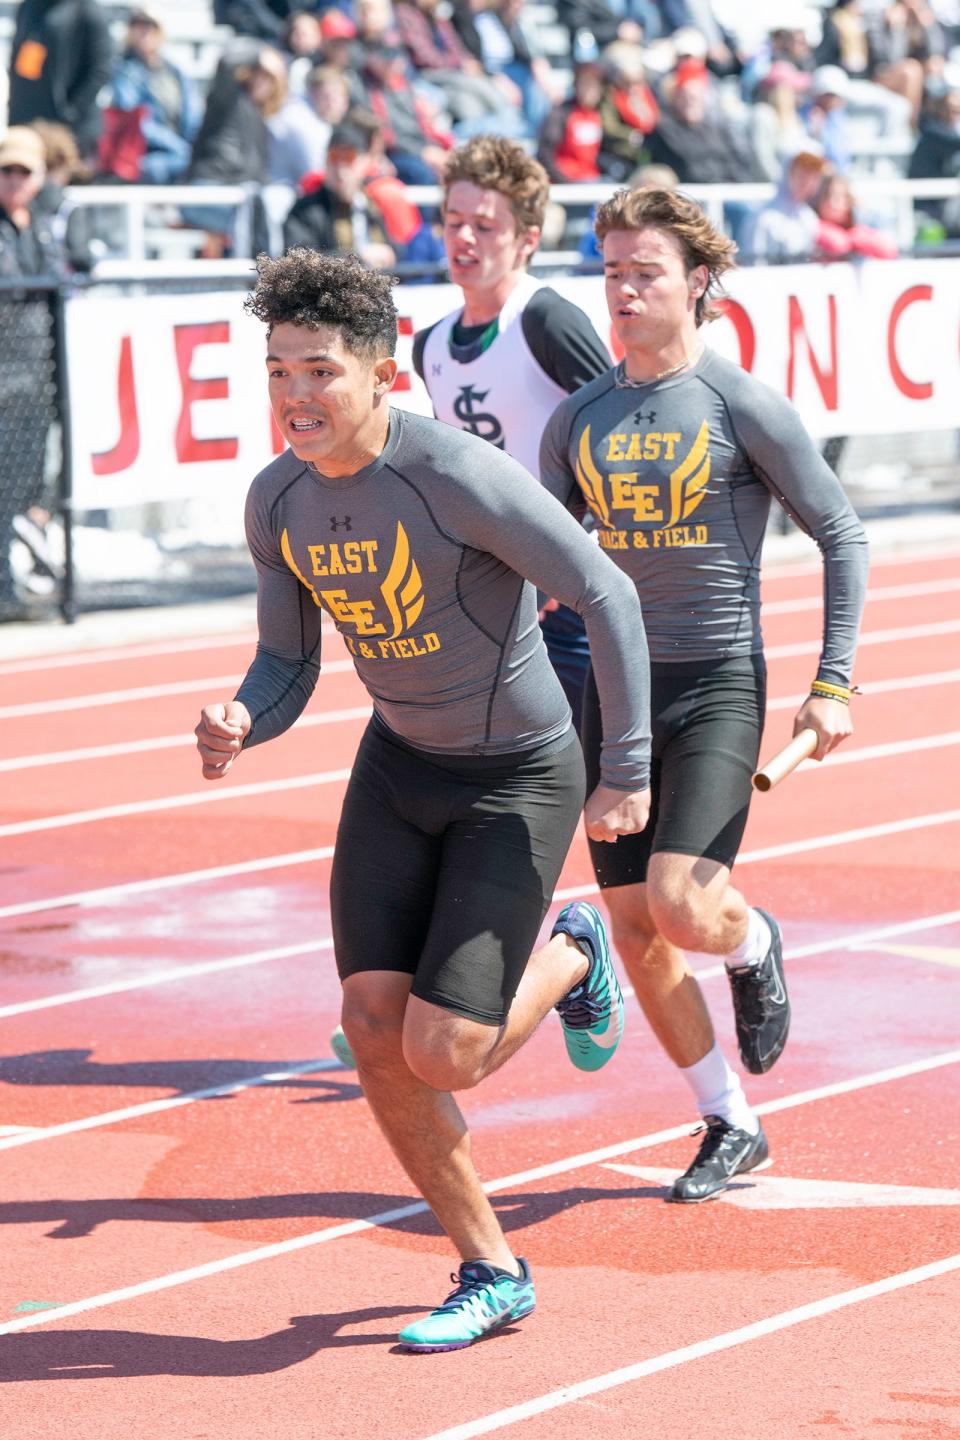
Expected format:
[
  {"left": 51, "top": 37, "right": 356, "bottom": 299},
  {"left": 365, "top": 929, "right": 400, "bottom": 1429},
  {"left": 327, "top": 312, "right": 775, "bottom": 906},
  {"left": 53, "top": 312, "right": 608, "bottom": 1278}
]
[
  {"left": 634, "top": 409, "right": 656, "bottom": 425},
  {"left": 432, "top": 363, "right": 443, "bottom": 376},
  {"left": 329, "top": 516, "right": 352, "bottom": 532}
]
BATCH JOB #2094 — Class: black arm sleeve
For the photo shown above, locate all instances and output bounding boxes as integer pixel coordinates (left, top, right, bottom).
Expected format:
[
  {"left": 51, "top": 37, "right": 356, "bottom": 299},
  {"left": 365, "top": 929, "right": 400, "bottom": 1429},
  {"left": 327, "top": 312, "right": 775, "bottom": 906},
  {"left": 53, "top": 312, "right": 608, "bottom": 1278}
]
[
  {"left": 412, "top": 321, "right": 438, "bottom": 383},
  {"left": 520, "top": 288, "right": 612, "bottom": 394},
  {"left": 234, "top": 480, "right": 323, "bottom": 747}
]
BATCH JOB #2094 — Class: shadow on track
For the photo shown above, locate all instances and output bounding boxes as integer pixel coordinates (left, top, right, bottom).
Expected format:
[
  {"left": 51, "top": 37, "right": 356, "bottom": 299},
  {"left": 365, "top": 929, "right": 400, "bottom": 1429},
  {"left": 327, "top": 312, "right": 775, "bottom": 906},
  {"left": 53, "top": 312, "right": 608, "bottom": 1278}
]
[
  {"left": 0, "top": 1309, "right": 425, "bottom": 1379},
  {"left": 0, "top": 1049, "right": 361, "bottom": 1102},
  {"left": 1, "top": 1183, "right": 671, "bottom": 1239}
]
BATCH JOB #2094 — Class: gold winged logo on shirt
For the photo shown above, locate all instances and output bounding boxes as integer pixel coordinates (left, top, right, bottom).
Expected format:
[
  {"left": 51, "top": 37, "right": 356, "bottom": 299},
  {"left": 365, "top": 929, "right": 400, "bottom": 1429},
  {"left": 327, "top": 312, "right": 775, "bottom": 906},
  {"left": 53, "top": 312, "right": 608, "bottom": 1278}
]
[
  {"left": 280, "top": 527, "right": 322, "bottom": 606},
  {"left": 380, "top": 521, "right": 425, "bottom": 638},
  {"left": 666, "top": 420, "right": 711, "bottom": 528},
  {"left": 574, "top": 425, "right": 614, "bottom": 529}
]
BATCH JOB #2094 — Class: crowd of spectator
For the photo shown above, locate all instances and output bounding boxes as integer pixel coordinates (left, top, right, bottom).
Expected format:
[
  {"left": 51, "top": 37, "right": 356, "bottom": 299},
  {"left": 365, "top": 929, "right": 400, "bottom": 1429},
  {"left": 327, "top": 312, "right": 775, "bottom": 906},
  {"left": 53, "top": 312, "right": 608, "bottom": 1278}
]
[{"left": 0, "top": 0, "right": 959, "bottom": 275}]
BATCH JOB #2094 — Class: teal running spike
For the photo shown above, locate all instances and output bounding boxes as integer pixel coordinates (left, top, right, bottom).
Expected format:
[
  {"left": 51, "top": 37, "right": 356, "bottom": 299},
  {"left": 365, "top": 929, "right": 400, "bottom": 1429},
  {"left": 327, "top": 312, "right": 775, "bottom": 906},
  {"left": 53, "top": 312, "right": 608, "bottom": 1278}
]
[
  {"left": 553, "top": 901, "right": 624, "bottom": 1071},
  {"left": 398, "top": 1259, "right": 535, "bottom": 1352},
  {"left": 330, "top": 1024, "right": 356, "bottom": 1069}
]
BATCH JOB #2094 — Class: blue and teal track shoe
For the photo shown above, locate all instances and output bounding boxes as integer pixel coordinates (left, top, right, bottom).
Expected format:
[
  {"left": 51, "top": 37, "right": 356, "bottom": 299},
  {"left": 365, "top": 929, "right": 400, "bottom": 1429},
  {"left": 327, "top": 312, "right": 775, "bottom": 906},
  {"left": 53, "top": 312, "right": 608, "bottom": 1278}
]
[
  {"left": 552, "top": 901, "right": 624, "bottom": 1071},
  {"left": 330, "top": 1024, "right": 356, "bottom": 1068},
  {"left": 398, "top": 1259, "right": 535, "bottom": 1352}
]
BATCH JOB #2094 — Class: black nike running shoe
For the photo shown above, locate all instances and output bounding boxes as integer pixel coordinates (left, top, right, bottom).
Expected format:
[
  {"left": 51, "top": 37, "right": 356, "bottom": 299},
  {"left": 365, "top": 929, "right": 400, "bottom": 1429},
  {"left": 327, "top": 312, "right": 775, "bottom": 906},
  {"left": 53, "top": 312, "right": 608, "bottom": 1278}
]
[
  {"left": 669, "top": 1116, "right": 770, "bottom": 1203},
  {"left": 727, "top": 908, "right": 790, "bottom": 1075}
]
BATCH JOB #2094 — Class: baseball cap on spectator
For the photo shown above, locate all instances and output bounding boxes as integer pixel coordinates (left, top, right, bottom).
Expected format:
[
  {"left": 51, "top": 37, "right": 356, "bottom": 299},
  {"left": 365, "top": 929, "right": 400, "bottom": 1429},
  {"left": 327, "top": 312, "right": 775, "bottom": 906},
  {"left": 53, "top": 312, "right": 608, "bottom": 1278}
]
[
  {"left": 327, "top": 122, "right": 369, "bottom": 156},
  {"left": 671, "top": 27, "right": 707, "bottom": 60},
  {"left": 320, "top": 9, "right": 357, "bottom": 40},
  {"left": 0, "top": 126, "right": 46, "bottom": 174},
  {"left": 674, "top": 56, "right": 708, "bottom": 89},
  {"left": 811, "top": 65, "right": 850, "bottom": 100},
  {"left": 759, "top": 60, "right": 811, "bottom": 93}
]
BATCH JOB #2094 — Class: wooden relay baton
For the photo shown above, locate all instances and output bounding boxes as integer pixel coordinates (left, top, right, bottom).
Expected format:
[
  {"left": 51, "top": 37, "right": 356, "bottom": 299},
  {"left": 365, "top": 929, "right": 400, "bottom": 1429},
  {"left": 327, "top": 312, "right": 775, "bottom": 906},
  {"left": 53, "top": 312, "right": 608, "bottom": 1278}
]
[{"left": 752, "top": 728, "right": 819, "bottom": 792}]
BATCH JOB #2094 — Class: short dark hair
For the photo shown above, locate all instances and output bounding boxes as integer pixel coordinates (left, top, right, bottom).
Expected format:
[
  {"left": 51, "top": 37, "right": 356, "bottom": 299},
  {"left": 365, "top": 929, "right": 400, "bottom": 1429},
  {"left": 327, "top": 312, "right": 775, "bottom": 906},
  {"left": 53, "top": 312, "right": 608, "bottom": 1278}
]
[{"left": 245, "top": 249, "right": 398, "bottom": 359}]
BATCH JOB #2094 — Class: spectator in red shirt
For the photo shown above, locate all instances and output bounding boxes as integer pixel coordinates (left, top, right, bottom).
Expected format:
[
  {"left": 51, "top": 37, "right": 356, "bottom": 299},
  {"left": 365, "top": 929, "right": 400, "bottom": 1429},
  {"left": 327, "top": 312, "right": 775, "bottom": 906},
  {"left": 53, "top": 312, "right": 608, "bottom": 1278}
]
[
  {"left": 537, "top": 59, "right": 606, "bottom": 182},
  {"left": 814, "top": 171, "right": 899, "bottom": 257}
]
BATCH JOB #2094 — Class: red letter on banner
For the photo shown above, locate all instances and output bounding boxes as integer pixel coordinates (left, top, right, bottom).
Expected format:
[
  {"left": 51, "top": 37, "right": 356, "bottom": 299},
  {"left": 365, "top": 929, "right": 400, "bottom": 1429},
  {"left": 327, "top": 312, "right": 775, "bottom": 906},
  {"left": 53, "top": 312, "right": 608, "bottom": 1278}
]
[
  {"left": 786, "top": 294, "right": 838, "bottom": 410},
  {"left": 888, "top": 285, "right": 933, "bottom": 399},
  {"left": 174, "top": 322, "right": 239, "bottom": 463},
  {"left": 92, "top": 335, "right": 140, "bottom": 475},
  {"left": 716, "top": 299, "right": 755, "bottom": 372}
]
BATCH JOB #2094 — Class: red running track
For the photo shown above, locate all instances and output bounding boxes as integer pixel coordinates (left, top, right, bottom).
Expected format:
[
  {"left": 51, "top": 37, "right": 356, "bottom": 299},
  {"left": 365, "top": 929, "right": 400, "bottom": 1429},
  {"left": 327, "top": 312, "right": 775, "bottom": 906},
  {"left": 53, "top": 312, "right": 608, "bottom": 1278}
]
[{"left": 0, "top": 544, "right": 958, "bottom": 1439}]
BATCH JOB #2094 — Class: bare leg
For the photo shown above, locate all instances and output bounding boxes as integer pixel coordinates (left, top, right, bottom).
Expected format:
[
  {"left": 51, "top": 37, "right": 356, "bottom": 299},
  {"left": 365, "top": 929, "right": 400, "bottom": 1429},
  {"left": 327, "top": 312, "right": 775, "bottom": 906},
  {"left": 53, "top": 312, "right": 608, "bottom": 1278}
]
[
  {"left": 402, "top": 932, "right": 588, "bottom": 1090},
  {"left": 603, "top": 853, "right": 750, "bottom": 1067},
  {"left": 341, "top": 971, "right": 519, "bottom": 1271},
  {"left": 603, "top": 881, "right": 715, "bottom": 1067}
]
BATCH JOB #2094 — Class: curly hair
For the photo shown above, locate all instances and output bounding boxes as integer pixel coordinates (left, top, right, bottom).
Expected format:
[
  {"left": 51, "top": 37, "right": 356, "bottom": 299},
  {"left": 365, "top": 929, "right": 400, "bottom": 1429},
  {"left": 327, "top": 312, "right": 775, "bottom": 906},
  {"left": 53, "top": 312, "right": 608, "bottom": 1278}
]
[
  {"left": 245, "top": 249, "right": 398, "bottom": 359},
  {"left": 441, "top": 135, "right": 550, "bottom": 234},
  {"left": 594, "top": 188, "right": 737, "bottom": 325}
]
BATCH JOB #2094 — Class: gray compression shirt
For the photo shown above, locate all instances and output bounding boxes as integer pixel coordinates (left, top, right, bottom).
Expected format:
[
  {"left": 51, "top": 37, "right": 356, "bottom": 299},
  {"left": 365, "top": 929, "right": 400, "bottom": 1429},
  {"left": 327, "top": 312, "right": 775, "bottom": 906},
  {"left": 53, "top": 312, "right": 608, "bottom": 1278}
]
[
  {"left": 235, "top": 406, "right": 651, "bottom": 789},
  {"left": 539, "top": 348, "right": 869, "bottom": 684}
]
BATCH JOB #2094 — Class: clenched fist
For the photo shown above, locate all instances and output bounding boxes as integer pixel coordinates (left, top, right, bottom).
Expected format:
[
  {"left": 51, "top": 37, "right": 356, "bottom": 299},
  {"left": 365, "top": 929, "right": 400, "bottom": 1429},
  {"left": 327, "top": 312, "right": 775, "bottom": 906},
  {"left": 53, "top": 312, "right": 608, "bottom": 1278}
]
[{"left": 195, "top": 700, "right": 252, "bottom": 780}]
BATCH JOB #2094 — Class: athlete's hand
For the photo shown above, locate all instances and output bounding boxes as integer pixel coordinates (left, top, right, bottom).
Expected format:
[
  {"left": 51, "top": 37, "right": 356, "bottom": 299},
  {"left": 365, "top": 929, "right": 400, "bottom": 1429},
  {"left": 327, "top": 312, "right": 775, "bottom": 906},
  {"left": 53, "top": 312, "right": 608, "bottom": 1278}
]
[
  {"left": 584, "top": 784, "right": 651, "bottom": 843},
  {"left": 791, "top": 695, "right": 852, "bottom": 761},
  {"left": 538, "top": 596, "right": 560, "bottom": 620},
  {"left": 195, "top": 701, "right": 252, "bottom": 779}
]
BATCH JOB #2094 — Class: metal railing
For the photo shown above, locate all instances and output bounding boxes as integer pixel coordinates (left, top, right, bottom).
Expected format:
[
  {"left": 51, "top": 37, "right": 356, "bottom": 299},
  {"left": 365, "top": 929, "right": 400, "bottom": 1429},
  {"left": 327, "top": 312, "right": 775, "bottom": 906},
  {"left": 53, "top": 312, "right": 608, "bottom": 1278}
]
[{"left": 59, "top": 176, "right": 960, "bottom": 270}]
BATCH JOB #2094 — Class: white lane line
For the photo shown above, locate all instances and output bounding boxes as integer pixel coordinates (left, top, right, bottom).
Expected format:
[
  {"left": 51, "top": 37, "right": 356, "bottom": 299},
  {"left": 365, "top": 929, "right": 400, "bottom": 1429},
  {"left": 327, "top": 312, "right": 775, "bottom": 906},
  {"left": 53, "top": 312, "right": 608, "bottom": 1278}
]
[
  {"left": 0, "top": 850, "right": 336, "bottom": 925},
  {"left": 4, "top": 665, "right": 958, "bottom": 775},
  {"left": 689, "top": 907, "right": 960, "bottom": 984},
  {"left": 0, "top": 633, "right": 258, "bottom": 678},
  {"left": 4, "top": 617, "right": 954, "bottom": 722},
  {"left": 766, "top": 667, "right": 960, "bottom": 712},
  {"left": 0, "top": 767, "right": 352, "bottom": 839},
  {"left": 3, "top": 915, "right": 955, "bottom": 1152},
  {"left": 0, "top": 1056, "right": 344, "bottom": 1152},
  {"left": 759, "top": 544, "right": 960, "bottom": 581},
  {"left": 421, "top": 1254, "right": 960, "bottom": 1440},
  {"left": 739, "top": 807, "right": 960, "bottom": 864},
  {"left": 551, "top": 805, "right": 960, "bottom": 910},
  {"left": 0, "top": 660, "right": 355, "bottom": 720},
  {"left": 2, "top": 896, "right": 956, "bottom": 1030},
  {"left": 5, "top": 784, "right": 960, "bottom": 925},
  {"left": 1, "top": 1045, "right": 958, "bottom": 1335},
  {"left": 776, "top": 730, "right": 960, "bottom": 773},
  {"left": 5, "top": 721, "right": 957, "bottom": 849},
  {"left": 765, "top": 618, "right": 960, "bottom": 661},
  {"left": 763, "top": 576, "right": 960, "bottom": 616},
  {"left": 0, "top": 937, "right": 334, "bottom": 1019},
  {"left": 0, "top": 705, "right": 372, "bottom": 775}
]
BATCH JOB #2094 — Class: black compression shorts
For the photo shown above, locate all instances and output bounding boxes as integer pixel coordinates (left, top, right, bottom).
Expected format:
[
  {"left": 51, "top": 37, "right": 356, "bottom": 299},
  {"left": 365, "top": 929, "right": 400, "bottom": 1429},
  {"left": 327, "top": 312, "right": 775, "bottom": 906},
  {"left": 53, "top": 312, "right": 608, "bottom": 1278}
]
[
  {"left": 582, "top": 655, "right": 766, "bottom": 889},
  {"left": 331, "top": 717, "right": 586, "bottom": 1025}
]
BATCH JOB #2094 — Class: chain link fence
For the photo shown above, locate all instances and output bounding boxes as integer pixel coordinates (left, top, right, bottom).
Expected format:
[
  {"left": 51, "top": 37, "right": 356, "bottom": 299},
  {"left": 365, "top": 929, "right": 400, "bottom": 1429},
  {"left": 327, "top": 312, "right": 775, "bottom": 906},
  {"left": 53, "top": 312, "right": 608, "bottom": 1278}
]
[{"left": 0, "top": 280, "right": 63, "bottom": 622}]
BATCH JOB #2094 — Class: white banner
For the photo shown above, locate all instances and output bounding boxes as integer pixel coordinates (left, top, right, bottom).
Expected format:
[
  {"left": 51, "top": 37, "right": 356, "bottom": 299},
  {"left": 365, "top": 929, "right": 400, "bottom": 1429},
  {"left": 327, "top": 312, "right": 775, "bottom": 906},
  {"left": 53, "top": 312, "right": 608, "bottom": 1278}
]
[{"left": 65, "top": 258, "right": 960, "bottom": 511}]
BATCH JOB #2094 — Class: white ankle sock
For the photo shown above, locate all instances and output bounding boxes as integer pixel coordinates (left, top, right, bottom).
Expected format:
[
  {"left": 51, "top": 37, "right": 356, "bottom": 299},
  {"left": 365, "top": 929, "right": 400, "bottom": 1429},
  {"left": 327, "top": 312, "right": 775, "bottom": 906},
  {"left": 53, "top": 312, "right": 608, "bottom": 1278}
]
[
  {"left": 724, "top": 907, "right": 771, "bottom": 971},
  {"left": 680, "top": 1042, "right": 759, "bottom": 1134}
]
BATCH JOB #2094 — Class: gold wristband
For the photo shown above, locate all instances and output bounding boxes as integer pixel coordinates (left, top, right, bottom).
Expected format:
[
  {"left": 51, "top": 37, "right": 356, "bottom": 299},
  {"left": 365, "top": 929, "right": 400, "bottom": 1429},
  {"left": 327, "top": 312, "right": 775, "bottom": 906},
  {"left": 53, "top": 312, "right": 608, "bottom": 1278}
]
[{"left": 810, "top": 680, "right": 852, "bottom": 701}]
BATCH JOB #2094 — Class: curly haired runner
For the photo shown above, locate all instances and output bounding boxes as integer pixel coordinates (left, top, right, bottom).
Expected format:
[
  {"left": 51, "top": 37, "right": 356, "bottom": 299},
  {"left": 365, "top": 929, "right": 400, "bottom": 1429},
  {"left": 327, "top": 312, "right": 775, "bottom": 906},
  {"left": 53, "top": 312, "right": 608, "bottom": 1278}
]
[
  {"left": 540, "top": 188, "right": 869, "bottom": 1202},
  {"left": 196, "top": 249, "right": 652, "bottom": 1351}
]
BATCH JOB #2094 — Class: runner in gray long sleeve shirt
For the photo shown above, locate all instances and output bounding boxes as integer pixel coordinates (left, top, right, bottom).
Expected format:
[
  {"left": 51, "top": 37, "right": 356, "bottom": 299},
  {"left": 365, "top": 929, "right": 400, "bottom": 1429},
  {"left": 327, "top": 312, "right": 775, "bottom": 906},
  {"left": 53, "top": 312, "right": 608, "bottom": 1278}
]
[
  {"left": 238, "top": 405, "right": 650, "bottom": 789},
  {"left": 194, "top": 249, "right": 651, "bottom": 1353},
  {"left": 540, "top": 346, "right": 867, "bottom": 683},
  {"left": 546, "top": 186, "right": 869, "bottom": 1210}
]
